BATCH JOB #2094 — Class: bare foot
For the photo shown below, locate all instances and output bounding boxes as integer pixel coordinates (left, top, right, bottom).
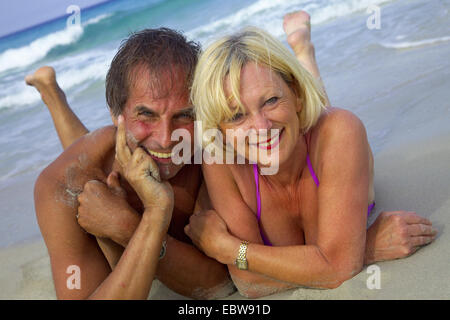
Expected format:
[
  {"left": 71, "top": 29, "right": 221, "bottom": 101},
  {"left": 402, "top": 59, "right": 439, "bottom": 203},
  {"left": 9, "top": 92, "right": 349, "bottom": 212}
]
[
  {"left": 25, "top": 66, "right": 89, "bottom": 149},
  {"left": 283, "top": 11, "right": 315, "bottom": 59},
  {"left": 25, "top": 66, "right": 68, "bottom": 109},
  {"left": 25, "top": 66, "right": 58, "bottom": 93}
]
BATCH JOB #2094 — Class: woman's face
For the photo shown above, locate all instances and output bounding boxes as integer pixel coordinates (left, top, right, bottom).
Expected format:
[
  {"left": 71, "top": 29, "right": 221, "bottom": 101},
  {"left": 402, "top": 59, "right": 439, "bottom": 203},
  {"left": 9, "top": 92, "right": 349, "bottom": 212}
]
[{"left": 220, "top": 62, "right": 302, "bottom": 169}]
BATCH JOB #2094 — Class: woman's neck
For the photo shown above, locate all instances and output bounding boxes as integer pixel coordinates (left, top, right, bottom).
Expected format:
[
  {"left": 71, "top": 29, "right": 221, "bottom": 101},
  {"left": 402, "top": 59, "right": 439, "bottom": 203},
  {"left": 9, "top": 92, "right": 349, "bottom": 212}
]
[{"left": 262, "top": 133, "right": 308, "bottom": 187}]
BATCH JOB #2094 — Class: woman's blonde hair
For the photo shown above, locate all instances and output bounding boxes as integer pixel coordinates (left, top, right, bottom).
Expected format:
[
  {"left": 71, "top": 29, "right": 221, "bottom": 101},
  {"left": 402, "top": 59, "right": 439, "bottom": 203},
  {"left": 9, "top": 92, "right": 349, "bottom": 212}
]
[{"left": 191, "top": 26, "right": 328, "bottom": 146}]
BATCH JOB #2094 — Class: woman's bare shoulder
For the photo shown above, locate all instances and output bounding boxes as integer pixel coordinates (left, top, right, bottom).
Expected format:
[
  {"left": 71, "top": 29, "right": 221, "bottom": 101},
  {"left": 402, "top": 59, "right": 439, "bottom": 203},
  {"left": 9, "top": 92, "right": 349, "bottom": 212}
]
[
  {"left": 312, "top": 107, "right": 366, "bottom": 149},
  {"left": 316, "top": 107, "right": 364, "bottom": 131}
]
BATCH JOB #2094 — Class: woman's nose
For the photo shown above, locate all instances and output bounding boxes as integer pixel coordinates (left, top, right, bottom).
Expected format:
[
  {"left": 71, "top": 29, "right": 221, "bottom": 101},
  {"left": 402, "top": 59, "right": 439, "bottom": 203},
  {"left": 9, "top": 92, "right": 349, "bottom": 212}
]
[{"left": 251, "top": 111, "right": 272, "bottom": 131}]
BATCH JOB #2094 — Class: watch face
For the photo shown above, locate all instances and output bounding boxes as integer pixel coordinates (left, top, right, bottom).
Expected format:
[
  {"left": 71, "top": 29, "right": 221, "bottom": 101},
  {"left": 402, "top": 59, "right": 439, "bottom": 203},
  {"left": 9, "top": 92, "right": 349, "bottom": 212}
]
[{"left": 236, "top": 259, "right": 248, "bottom": 270}]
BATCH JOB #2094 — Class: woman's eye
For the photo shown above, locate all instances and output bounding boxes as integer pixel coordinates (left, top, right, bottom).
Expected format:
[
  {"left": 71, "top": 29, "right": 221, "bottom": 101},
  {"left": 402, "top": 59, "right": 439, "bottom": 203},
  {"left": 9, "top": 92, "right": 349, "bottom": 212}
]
[
  {"left": 229, "top": 112, "right": 244, "bottom": 122},
  {"left": 265, "top": 97, "right": 279, "bottom": 105}
]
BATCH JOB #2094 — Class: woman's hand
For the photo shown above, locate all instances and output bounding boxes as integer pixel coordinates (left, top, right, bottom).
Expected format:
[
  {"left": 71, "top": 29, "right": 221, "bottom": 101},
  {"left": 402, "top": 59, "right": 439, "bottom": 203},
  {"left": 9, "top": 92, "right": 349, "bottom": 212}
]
[
  {"left": 77, "top": 171, "right": 139, "bottom": 244},
  {"left": 365, "top": 211, "right": 437, "bottom": 264},
  {"left": 115, "top": 115, "right": 174, "bottom": 220},
  {"left": 184, "top": 209, "right": 237, "bottom": 264}
]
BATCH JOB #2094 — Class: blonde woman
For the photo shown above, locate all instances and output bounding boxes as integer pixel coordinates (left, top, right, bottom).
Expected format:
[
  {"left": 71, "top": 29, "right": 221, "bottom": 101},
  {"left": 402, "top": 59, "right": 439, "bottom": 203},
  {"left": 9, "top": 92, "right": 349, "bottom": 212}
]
[{"left": 184, "top": 16, "right": 437, "bottom": 297}]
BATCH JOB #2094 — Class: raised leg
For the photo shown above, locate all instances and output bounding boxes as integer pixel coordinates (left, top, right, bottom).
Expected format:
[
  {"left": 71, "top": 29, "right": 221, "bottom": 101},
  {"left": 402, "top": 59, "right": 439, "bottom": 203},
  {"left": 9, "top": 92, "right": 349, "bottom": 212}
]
[
  {"left": 283, "top": 11, "right": 331, "bottom": 106},
  {"left": 283, "top": 12, "right": 437, "bottom": 265},
  {"left": 25, "top": 66, "right": 89, "bottom": 149}
]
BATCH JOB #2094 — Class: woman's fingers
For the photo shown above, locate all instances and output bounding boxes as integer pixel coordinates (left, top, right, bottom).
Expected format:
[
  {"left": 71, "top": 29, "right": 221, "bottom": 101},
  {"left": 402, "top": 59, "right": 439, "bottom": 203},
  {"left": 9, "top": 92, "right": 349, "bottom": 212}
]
[
  {"left": 410, "top": 235, "right": 436, "bottom": 248},
  {"left": 115, "top": 115, "right": 131, "bottom": 167},
  {"left": 403, "top": 211, "right": 432, "bottom": 225},
  {"left": 407, "top": 224, "right": 437, "bottom": 237}
]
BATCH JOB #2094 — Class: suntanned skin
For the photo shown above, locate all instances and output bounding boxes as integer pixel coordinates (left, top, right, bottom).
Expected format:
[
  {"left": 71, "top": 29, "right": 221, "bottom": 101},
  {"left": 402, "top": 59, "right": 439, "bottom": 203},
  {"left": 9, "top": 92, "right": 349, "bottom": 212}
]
[
  {"left": 28, "top": 11, "right": 436, "bottom": 299},
  {"left": 31, "top": 64, "right": 232, "bottom": 299},
  {"left": 183, "top": 13, "right": 437, "bottom": 298}
]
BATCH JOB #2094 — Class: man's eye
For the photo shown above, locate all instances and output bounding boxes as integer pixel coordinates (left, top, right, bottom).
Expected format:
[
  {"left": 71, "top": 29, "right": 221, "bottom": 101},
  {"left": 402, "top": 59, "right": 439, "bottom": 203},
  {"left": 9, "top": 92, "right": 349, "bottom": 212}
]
[
  {"left": 177, "top": 112, "right": 194, "bottom": 120},
  {"left": 139, "top": 111, "right": 156, "bottom": 117}
]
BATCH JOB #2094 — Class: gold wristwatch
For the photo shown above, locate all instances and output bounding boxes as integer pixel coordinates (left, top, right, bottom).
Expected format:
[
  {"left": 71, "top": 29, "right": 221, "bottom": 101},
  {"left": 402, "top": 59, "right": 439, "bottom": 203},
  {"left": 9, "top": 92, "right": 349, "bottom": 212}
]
[{"left": 235, "top": 241, "right": 249, "bottom": 270}]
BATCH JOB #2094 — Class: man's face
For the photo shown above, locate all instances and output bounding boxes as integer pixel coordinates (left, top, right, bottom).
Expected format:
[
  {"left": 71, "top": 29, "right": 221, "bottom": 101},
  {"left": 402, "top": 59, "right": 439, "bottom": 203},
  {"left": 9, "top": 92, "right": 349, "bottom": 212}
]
[{"left": 117, "top": 65, "right": 194, "bottom": 181}]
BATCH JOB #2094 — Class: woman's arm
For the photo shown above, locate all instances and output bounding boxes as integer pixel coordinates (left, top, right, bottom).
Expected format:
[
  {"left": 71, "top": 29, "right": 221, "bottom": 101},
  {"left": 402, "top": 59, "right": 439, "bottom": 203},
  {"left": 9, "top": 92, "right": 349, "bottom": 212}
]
[
  {"left": 188, "top": 109, "right": 369, "bottom": 297},
  {"left": 190, "top": 163, "right": 299, "bottom": 298}
]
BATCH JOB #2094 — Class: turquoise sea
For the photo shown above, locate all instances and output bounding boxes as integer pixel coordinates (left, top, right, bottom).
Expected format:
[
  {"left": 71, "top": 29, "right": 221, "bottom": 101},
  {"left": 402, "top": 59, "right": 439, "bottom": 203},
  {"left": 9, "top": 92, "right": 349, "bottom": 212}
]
[{"left": 0, "top": 0, "right": 449, "bottom": 247}]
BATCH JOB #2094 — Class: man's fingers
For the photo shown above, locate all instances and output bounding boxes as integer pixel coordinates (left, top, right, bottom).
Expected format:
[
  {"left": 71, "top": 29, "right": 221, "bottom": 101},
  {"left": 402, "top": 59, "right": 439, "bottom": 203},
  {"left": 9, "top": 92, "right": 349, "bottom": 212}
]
[
  {"left": 131, "top": 147, "right": 161, "bottom": 183},
  {"left": 115, "top": 115, "right": 131, "bottom": 167},
  {"left": 134, "top": 147, "right": 161, "bottom": 183},
  {"left": 408, "top": 224, "right": 437, "bottom": 237},
  {"left": 106, "top": 171, "right": 127, "bottom": 197},
  {"left": 184, "top": 224, "right": 191, "bottom": 236},
  {"left": 106, "top": 171, "right": 120, "bottom": 188}
]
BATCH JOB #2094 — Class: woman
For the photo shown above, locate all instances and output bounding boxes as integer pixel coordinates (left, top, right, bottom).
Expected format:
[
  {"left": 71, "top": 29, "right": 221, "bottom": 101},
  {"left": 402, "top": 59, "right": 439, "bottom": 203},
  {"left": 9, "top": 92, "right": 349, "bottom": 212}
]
[{"left": 184, "top": 19, "right": 437, "bottom": 297}]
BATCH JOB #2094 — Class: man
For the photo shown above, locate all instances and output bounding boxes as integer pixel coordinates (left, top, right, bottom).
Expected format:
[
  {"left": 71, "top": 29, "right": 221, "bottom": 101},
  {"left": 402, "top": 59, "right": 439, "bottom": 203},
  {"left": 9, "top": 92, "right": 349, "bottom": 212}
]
[
  {"left": 31, "top": 28, "right": 234, "bottom": 299},
  {"left": 28, "top": 12, "right": 435, "bottom": 299}
]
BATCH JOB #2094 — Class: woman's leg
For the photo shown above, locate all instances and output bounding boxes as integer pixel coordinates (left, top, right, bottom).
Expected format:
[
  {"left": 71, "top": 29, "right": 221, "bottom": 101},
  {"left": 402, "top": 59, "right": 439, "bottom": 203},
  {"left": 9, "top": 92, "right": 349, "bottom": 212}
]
[
  {"left": 283, "top": 11, "right": 436, "bottom": 264},
  {"left": 283, "top": 11, "right": 331, "bottom": 106},
  {"left": 25, "top": 66, "right": 89, "bottom": 149}
]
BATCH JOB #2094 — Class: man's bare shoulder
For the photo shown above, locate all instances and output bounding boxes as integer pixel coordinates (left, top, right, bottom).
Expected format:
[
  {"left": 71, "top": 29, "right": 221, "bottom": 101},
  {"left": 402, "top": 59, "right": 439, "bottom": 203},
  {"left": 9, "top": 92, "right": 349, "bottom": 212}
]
[{"left": 38, "top": 125, "right": 116, "bottom": 196}]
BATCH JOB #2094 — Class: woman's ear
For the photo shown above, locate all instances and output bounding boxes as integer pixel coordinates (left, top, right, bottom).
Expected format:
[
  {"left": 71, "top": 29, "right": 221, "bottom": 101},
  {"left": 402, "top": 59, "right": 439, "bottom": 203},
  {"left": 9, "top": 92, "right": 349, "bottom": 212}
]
[
  {"left": 287, "top": 80, "right": 302, "bottom": 113},
  {"left": 296, "top": 96, "right": 303, "bottom": 113}
]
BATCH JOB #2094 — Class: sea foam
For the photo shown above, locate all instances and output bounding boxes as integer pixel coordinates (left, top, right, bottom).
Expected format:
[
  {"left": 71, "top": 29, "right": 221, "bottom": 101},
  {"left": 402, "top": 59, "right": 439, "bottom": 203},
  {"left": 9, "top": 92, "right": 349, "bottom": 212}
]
[
  {"left": 380, "top": 36, "right": 450, "bottom": 49},
  {"left": 0, "top": 49, "right": 113, "bottom": 110},
  {"left": 187, "top": 0, "right": 394, "bottom": 44},
  {"left": 0, "top": 14, "right": 111, "bottom": 74}
]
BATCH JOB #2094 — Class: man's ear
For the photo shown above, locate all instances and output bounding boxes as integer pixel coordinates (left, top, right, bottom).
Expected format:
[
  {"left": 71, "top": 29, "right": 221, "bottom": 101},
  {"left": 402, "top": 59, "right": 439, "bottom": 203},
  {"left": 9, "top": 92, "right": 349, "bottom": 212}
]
[{"left": 110, "top": 110, "right": 118, "bottom": 127}]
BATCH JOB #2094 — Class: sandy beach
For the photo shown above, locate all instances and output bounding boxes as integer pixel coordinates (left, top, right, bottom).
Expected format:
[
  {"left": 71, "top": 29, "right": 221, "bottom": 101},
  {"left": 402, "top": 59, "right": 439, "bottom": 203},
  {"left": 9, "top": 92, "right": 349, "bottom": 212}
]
[
  {"left": 0, "top": 0, "right": 449, "bottom": 300},
  {"left": 2, "top": 127, "right": 448, "bottom": 300}
]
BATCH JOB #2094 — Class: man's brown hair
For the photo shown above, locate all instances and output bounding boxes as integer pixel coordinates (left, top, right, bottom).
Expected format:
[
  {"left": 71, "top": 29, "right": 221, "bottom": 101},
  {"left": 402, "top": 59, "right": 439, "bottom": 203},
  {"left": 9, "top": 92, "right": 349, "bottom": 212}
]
[{"left": 106, "top": 28, "right": 201, "bottom": 116}]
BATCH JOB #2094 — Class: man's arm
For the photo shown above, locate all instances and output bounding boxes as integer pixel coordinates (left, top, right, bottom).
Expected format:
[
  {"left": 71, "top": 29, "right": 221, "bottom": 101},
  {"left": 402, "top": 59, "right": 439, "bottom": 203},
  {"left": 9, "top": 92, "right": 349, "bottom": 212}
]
[
  {"left": 35, "top": 128, "right": 165, "bottom": 299},
  {"left": 80, "top": 180, "right": 235, "bottom": 299},
  {"left": 71, "top": 128, "right": 234, "bottom": 299},
  {"left": 156, "top": 182, "right": 235, "bottom": 299}
]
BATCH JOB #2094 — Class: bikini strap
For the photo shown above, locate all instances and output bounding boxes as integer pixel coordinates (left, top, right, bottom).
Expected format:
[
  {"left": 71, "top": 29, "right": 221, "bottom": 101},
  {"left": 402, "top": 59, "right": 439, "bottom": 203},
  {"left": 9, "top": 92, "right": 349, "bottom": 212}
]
[
  {"left": 253, "top": 164, "right": 262, "bottom": 221},
  {"left": 304, "top": 133, "right": 320, "bottom": 187}
]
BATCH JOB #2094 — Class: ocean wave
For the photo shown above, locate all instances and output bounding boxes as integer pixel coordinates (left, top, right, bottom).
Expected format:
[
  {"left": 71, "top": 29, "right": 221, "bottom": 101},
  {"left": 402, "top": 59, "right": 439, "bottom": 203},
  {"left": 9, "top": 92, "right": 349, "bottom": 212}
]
[
  {"left": 380, "top": 36, "right": 450, "bottom": 49},
  {"left": 0, "top": 49, "right": 113, "bottom": 110},
  {"left": 187, "top": 0, "right": 394, "bottom": 43},
  {"left": 0, "top": 14, "right": 112, "bottom": 74}
]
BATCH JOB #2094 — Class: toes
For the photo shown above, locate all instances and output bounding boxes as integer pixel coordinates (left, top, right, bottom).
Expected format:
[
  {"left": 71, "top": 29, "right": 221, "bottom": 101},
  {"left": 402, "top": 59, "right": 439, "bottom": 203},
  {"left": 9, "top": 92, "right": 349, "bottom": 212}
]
[{"left": 283, "top": 11, "right": 311, "bottom": 35}]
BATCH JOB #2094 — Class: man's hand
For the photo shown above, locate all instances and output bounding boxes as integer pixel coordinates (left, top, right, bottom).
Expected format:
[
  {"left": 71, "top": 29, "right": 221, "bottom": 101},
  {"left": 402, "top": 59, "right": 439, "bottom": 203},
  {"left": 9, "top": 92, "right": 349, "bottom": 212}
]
[
  {"left": 115, "top": 115, "right": 174, "bottom": 222},
  {"left": 77, "top": 171, "right": 138, "bottom": 242},
  {"left": 365, "top": 211, "right": 437, "bottom": 264}
]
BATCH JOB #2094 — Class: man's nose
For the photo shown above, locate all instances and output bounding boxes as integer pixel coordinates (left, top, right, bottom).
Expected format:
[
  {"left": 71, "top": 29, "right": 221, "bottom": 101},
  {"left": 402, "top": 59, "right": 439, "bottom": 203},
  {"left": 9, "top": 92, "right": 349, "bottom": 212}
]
[{"left": 156, "top": 120, "right": 173, "bottom": 150}]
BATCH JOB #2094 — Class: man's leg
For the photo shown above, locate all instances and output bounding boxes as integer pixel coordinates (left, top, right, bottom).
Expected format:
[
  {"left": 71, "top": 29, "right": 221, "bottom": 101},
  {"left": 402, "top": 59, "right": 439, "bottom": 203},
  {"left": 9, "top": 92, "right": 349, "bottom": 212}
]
[{"left": 26, "top": 66, "right": 89, "bottom": 149}]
